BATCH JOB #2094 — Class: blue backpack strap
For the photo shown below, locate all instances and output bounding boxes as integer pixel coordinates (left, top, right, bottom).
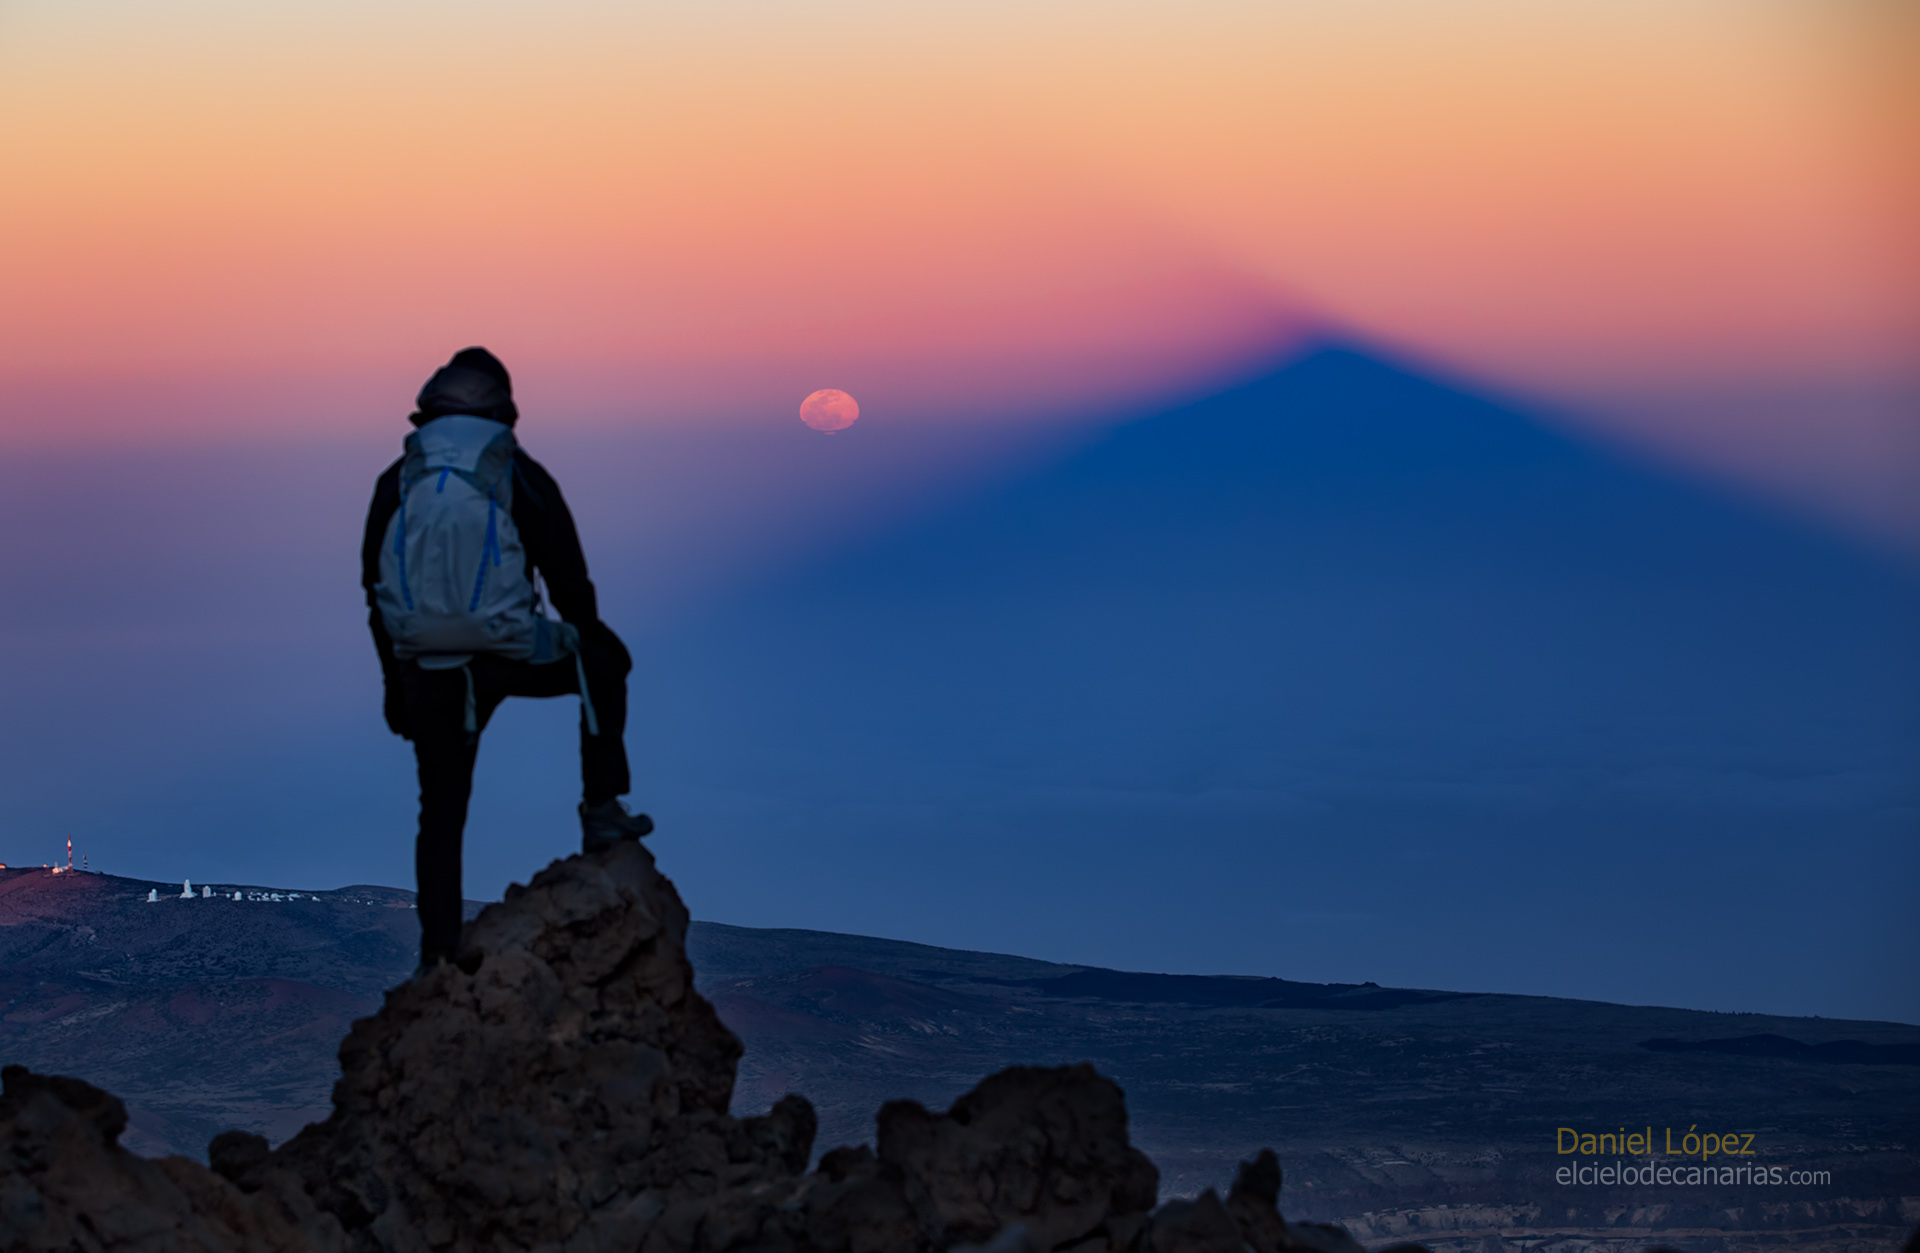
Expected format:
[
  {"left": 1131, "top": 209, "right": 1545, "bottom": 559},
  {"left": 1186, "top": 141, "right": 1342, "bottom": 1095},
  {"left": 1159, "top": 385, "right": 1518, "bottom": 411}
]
[
  {"left": 468, "top": 494, "right": 503, "bottom": 612},
  {"left": 393, "top": 464, "right": 415, "bottom": 610}
]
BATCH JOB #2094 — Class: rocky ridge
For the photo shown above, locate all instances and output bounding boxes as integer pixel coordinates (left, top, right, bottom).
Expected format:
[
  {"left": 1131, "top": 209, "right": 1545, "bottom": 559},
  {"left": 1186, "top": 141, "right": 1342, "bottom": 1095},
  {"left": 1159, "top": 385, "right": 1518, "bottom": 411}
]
[{"left": 0, "top": 842, "right": 1366, "bottom": 1253}]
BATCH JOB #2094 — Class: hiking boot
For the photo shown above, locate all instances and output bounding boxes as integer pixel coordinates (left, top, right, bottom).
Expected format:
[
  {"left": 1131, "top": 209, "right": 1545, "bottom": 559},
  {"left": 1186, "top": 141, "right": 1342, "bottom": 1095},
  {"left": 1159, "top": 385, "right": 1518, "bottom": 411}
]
[{"left": 580, "top": 799, "right": 654, "bottom": 852}]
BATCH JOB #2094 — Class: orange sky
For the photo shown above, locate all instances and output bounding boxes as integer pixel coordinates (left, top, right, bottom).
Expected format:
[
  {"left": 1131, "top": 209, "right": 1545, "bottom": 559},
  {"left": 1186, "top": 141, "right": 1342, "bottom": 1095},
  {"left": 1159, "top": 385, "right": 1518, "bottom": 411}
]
[{"left": 1, "top": 0, "right": 1913, "bottom": 535}]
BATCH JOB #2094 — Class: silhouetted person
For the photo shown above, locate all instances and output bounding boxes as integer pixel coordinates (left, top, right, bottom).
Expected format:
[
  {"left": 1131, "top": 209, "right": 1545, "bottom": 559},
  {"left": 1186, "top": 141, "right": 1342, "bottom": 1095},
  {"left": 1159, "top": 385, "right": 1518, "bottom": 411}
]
[{"left": 362, "top": 348, "right": 652, "bottom": 970}]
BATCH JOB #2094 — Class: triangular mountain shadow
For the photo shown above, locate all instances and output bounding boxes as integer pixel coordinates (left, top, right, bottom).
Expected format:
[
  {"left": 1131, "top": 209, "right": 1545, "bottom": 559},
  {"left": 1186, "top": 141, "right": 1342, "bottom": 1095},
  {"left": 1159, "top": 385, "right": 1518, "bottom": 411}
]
[
  {"left": 635, "top": 343, "right": 1918, "bottom": 1012},
  {"left": 652, "top": 342, "right": 1915, "bottom": 784}
]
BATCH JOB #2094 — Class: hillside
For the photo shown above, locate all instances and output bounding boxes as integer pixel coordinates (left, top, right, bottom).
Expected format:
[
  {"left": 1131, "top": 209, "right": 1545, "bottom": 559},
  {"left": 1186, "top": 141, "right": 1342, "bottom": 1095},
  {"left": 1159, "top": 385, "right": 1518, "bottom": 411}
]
[{"left": 2, "top": 864, "right": 1915, "bottom": 1251}]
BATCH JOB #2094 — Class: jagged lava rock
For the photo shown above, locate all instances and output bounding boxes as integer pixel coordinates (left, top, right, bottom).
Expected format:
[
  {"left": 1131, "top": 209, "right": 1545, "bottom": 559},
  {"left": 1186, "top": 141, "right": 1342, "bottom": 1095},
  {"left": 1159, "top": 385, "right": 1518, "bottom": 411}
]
[
  {"left": 1138, "top": 1150, "right": 1368, "bottom": 1253},
  {"left": 663, "top": 1065, "right": 1162, "bottom": 1253},
  {"left": 0, "top": 1066, "right": 338, "bottom": 1252},
  {"left": 877, "top": 1064, "right": 1158, "bottom": 1252},
  {"left": 270, "top": 840, "right": 813, "bottom": 1253}
]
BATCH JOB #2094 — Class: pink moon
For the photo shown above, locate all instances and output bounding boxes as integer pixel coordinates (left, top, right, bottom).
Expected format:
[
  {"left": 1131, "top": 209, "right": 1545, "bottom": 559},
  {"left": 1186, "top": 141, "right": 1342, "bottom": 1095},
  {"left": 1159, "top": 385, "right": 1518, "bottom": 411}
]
[{"left": 799, "top": 388, "right": 859, "bottom": 433}]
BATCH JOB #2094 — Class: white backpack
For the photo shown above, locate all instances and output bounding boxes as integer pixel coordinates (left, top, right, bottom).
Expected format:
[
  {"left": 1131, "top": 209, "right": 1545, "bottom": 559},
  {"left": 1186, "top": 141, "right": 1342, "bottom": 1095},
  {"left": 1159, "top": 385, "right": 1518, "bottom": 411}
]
[{"left": 374, "top": 416, "right": 574, "bottom": 666}]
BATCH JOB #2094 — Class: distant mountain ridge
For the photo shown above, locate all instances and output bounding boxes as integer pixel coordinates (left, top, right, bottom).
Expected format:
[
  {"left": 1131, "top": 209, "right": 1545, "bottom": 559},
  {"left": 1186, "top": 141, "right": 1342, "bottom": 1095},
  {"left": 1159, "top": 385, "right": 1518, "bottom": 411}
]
[{"left": 1641, "top": 1034, "right": 1920, "bottom": 1066}]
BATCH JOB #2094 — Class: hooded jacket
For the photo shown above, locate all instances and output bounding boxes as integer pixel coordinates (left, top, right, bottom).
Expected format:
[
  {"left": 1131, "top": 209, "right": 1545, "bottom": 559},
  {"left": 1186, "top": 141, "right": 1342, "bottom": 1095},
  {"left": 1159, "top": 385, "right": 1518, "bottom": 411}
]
[{"left": 364, "top": 348, "right": 625, "bottom": 734}]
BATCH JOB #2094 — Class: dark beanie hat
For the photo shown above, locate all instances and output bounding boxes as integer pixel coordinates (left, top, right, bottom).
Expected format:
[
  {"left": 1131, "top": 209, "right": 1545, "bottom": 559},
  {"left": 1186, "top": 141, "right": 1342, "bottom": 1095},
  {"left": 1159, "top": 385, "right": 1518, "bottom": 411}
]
[{"left": 410, "top": 346, "right": 518, "bottom": 426}]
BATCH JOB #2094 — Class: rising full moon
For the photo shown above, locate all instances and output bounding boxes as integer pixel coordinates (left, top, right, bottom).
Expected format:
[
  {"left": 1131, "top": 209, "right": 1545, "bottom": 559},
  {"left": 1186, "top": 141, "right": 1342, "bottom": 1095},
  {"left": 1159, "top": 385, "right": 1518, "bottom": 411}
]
[{"left": 799, "top": 388, "right": 859, "bottom": 433}]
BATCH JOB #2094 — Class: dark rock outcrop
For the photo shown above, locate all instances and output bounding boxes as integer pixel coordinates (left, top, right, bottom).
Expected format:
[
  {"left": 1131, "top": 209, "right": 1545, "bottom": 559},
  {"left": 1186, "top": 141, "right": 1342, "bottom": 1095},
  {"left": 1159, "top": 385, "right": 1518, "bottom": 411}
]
[
  {"left": 0, "top": 842, "right": 1359, "bottom": 1253},
  {"left": 0, "top": 1066, "right": 338, "bottom": 1252},
  {"left": 266, "top": 841, "right": 809, "bottom": 1252},
  {"left": 878, "top": 1064, "right": 1158, "bottom": 1252},
  {"left": 1138, "top": 1151, "right": 1364, "bottom": 1253}
]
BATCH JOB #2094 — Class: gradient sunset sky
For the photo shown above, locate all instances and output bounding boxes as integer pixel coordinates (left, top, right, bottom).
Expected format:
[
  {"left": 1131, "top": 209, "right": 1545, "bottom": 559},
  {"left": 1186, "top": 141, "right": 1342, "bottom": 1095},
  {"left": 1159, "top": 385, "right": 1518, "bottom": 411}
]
[
  {"left": 3, "top": 0, "right": 1914, "bottom": 538},
  {"left": 1, "top": 2, "right": 1917, "bottom": 1018}
]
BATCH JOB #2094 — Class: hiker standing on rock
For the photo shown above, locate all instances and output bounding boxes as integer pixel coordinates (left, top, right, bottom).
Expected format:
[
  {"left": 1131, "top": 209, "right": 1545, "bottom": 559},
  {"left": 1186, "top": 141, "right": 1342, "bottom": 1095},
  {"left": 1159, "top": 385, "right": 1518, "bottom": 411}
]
[{"left": 362, "top": 347, "right": 653, "bottom": 969}]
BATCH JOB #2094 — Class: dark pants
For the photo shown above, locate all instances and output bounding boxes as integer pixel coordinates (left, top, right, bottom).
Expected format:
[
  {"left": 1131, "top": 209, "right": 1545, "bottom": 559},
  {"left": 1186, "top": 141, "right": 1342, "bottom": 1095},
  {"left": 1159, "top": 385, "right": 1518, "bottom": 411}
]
[{"left": 401, "top": 630, "right": 632, "bottom": 958}]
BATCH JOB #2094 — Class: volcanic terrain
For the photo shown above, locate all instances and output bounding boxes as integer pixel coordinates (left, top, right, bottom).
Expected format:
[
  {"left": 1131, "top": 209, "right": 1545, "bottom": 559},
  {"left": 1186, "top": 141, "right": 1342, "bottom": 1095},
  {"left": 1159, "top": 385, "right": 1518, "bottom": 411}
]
[{"left": 1, "top": 864, "right": 1914, "bottom": 1252}]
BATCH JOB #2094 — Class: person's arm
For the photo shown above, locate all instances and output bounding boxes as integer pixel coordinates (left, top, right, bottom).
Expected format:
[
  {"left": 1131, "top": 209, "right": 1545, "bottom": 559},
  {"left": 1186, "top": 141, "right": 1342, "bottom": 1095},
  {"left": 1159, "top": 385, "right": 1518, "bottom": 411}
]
[
  {"left": 511, "top": 452, "right": 600, "bottom": 626},
  {"left": 513, "top": 452, "right": 632, "bottom": 670},
  {"left": 362, "top": 461, "right": 410, "bottom": 738}
]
